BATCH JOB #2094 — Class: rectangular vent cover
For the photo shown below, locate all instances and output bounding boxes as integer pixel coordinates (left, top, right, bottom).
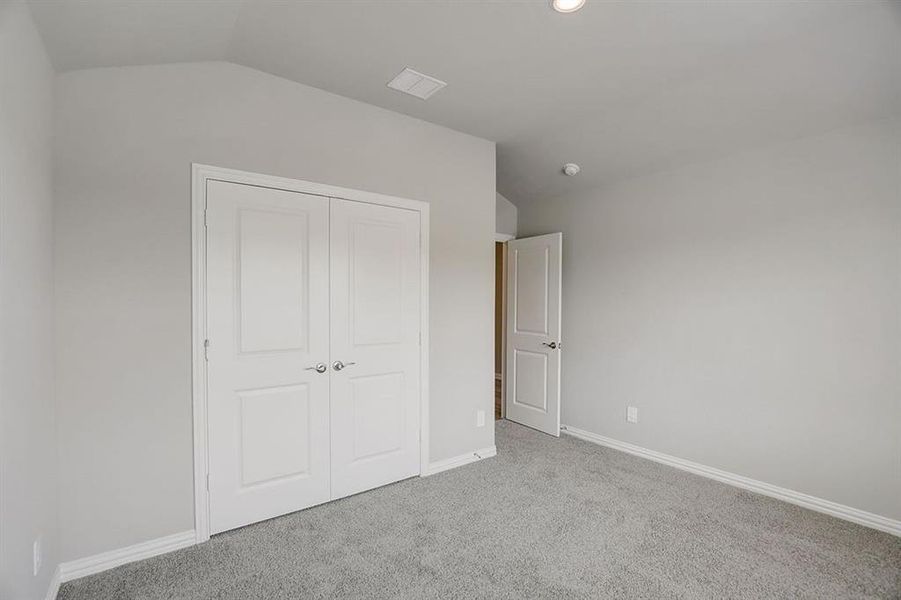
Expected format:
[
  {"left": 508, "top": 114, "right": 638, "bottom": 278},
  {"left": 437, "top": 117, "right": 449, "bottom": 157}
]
[{"left": 387, "top": 67, "right": 447, "bottom": 100}]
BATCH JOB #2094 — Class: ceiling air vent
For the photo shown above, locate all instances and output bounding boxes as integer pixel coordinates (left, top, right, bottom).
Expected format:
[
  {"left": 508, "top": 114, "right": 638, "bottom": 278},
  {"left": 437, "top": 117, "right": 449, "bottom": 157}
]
[{"left": 386, "top": 67, "right": 447, "bottom": 100}]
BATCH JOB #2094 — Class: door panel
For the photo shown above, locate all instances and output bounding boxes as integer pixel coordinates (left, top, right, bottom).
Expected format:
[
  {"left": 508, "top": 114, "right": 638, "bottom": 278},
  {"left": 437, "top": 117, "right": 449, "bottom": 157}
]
[
  {"left": 350, "top": 221, "right": 405, "bottom": 345},
  {"left": 350, "top": 372, "right": 404, "bottom": 460},
  {"left": 329, "top": 199, "right": 421, "bottom": 499},
  {"left": 238, "top": 384, "right": 311, "bottom": 486},
  {"left": 237, "top": 209, "right": 310, "bottom": 353},
  {"left": 207, "top": 180, "right": 330, "bottom": 534},
  {"left": 513, "top": 246, "right": 550, "bottom": 335},
  {"left": 505, "top": 233, "right": 562, "bottom": 436},
  {"left": 512, "top": 349, "right": 548, "bottom": 412}
]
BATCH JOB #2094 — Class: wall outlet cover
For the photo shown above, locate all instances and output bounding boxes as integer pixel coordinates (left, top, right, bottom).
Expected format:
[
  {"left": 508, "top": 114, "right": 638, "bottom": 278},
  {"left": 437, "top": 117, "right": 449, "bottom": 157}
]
[
  {"left": 627, "top": 406, "right": 639, "bottom": 423},
  {"left": 33, "top": 537, "right": 42, "bottom": 576}
]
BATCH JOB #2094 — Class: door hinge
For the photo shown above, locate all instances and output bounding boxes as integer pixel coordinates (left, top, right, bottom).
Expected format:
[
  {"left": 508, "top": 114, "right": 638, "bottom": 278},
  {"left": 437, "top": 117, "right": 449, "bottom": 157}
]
[
  {"left": 206, "top": 474, "right": 210, "bottom": 491},
  {"left": 203, "top": 207, "right": 208, "bottom": 227},
  {"left": 204, "top": 338, "right": 210, "bottom": 361}
]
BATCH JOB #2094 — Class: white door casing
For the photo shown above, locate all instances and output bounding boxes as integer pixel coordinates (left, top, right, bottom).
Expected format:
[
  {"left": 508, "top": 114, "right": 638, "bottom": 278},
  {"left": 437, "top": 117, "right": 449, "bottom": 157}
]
[
  {"left": 206, "top": 180, "right": 331, "bottom": 534},
  {"left": 504, "top": 233, "right": 563, "bottom": 436},
  {"left": 329, "top": 199, "right": 422, "bottom": 498}
]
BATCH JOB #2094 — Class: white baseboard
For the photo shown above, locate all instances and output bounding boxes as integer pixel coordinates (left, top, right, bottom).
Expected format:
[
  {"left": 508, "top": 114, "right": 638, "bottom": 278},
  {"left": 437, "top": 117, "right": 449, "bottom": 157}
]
[
  {"left": 44, "top": 566, "right": 61, "bottom": 600},
  {"left": 561, "top": 425, "right": 901, "bottom": 537},
  {"left": 422, "top": 445, "right": 497, "bottom": 476},
  {"left": 59, "top": 530, "right": 196, "bottom": 583},
  {"left": 52, "top": 448, "right": 493, "bottom": 584}
]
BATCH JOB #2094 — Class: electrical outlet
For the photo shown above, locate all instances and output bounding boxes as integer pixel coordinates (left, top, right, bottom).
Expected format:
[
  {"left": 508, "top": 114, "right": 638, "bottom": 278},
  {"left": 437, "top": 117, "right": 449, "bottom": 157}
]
[
  {"left": 33, "top": 537, "right": 42, "bottom": 576},
  {"left": 627, "top": 406, "right": 638, "bottom": 424},
  {"left": 476, "top": 410, "right": 486, "bottom": 427}
]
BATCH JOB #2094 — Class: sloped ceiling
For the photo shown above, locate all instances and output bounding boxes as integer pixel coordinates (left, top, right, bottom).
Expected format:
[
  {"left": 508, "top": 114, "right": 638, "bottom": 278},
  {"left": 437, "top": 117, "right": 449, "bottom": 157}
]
[{"left": 29, "top": 0, "right": 901, "bottom": 204}]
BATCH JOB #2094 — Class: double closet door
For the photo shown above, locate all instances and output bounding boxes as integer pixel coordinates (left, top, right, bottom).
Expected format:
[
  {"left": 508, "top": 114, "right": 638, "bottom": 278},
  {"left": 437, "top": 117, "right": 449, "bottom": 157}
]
[{"left": 206, "top": 180, "right": 421, "bottom": 535}]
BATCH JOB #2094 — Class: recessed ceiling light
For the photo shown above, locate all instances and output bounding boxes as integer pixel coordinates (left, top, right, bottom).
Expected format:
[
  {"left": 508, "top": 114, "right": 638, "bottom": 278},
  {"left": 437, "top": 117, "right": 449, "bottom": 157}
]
[
  {"left": 552, "top": 0, "right": 585, "bottom": 13},
  {"left": 563, "top": 163, "right": 581, "bottom": 176}
]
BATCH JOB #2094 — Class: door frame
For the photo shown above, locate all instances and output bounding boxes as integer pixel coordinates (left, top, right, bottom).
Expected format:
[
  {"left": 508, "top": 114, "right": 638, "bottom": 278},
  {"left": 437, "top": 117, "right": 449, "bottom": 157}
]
[{"left": 191, "top": 163, "right": 430, "bottom": 544}]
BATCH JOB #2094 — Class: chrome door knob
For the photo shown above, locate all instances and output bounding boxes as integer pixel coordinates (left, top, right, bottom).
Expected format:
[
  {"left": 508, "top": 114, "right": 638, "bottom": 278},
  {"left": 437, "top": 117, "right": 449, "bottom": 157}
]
[
  {"left": 332, "top": 360, "right": 357, "bottom": 371},
  {"left": 305, "top": 363, "right": 327, "bottom": 374}
]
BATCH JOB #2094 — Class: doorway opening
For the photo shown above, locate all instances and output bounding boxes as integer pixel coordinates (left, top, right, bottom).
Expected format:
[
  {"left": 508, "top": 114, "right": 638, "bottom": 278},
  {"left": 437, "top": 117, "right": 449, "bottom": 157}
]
[{"left": 494, "top": 238, "right": 511, "bottom": 420}]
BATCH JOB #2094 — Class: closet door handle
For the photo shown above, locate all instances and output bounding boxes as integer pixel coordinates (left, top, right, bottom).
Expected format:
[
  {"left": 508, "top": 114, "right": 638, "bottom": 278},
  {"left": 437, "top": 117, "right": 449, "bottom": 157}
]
[
  {"left": 305, "top": 363, "right": 327, "bottom": 374},
  {"left": 332, "top": 361, "right": 356, "bottom": 371}
]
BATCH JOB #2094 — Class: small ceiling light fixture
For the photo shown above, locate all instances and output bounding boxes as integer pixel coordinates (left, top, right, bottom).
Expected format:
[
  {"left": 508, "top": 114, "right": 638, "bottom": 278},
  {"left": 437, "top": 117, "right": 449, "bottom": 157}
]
[
  {"left": 563, "top": 163, "right": 581, "bottom": 176},
  {"left": 552, "top": 0, "right": 586, "bottom": 13}
]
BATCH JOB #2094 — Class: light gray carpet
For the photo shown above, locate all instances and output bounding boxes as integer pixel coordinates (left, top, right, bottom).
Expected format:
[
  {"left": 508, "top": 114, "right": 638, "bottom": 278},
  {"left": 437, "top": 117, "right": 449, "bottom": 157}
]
[{"left": 59, "top": 421, "right": 900, "bottom": 599}]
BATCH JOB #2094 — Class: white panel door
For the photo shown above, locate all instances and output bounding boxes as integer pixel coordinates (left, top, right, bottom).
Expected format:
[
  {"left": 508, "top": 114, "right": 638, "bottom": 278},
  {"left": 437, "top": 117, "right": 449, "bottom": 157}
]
[
  {"left": 206, "top": 180, "right": 331, "bottom": 534},
  {"left": 329, "top": 199, "right": 421, "bottom": 498},
  {"left": 505, "top": 233, "right": 562, "bottom": 436}
]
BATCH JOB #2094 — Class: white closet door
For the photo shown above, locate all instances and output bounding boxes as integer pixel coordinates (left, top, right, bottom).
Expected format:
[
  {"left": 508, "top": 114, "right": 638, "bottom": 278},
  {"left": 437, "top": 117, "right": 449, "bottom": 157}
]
[
  {"left": 206, "top": 180, "right": 331, "bottom": 534},
  {"left": 329, "top": 199, "right": 421, "bottom": 499}
]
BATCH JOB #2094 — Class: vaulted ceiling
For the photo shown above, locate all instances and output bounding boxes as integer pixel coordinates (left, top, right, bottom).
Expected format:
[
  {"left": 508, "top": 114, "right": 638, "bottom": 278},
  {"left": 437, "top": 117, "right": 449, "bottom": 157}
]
[{"left": 29, "top": 0, "right": 901, "bottom": 205}]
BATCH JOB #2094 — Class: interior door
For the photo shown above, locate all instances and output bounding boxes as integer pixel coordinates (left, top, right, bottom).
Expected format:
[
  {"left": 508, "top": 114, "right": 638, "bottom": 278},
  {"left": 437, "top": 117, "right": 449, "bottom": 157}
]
[
  {"left": 505, "top": 233, "right": 562, "bottom": 436},
  {"left": 329, "top": 198, "right": 421, "bottom": 498},
  {"left": 206, "top": 180, "right": 331, "bottom": 534}
]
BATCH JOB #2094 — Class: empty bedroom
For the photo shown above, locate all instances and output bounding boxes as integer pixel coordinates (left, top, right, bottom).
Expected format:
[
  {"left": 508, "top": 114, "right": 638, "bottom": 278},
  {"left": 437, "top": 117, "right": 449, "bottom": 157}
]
[{"left": 1, "top": 1, "right": 899, "bottom": 599}]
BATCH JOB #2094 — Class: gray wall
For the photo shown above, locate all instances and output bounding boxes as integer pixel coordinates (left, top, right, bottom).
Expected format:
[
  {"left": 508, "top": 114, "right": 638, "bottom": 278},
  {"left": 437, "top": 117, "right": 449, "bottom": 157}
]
[
  {"left": 0, "top": 2, "right": 59, "bottom": 598},
  {"left": 518, "top": 118, "right": 901, "bottom": 521},
  {"left": 496, "top": 192, "right": 518, "bottom": 237},
  {"left": 54, "top": 62, "right": 496, "bottom": 561}
]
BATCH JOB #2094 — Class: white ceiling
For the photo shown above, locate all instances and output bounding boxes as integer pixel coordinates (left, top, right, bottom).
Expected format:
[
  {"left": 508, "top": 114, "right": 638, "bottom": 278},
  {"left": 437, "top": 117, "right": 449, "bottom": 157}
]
[{"left": 29, "top": 0, "right": 901, "bottom": 205}]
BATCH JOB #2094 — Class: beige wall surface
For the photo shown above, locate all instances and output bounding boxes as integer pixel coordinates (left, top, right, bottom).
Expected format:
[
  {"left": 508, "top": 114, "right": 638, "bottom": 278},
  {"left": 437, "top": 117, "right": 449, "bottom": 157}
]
[
  {"left": 518, "top": 118, "right": 901, "bottom": 521},
  {"left": 54, "top": 61, "right": 496, "bottom": 561},
  {"left": 0, "top": 2, "right": 59, "bottom": 598},
  {"left": 496, "top": 192, "right": 518, "bottom": 237}
]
